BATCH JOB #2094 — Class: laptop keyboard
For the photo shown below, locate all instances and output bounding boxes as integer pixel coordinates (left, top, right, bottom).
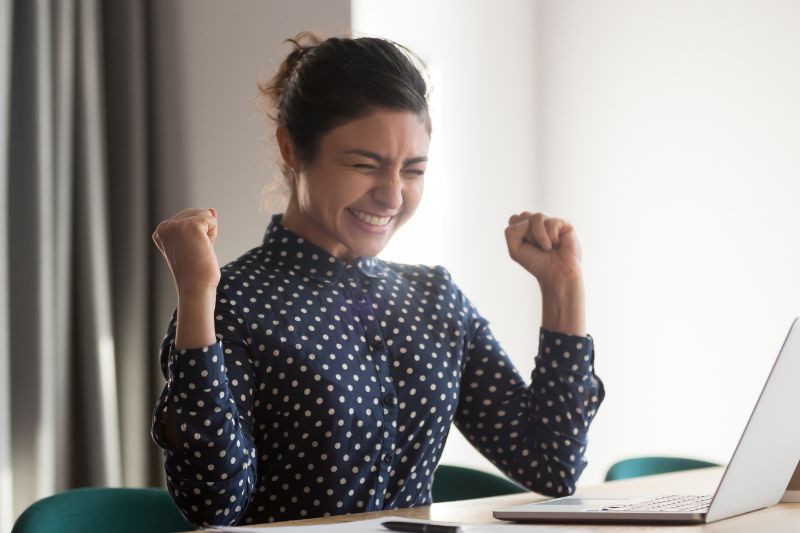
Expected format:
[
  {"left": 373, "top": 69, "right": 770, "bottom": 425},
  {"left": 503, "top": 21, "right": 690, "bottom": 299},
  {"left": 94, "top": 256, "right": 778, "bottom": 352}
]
[{"left": 589, "top": 495, "right": 713, "bottom": 513}]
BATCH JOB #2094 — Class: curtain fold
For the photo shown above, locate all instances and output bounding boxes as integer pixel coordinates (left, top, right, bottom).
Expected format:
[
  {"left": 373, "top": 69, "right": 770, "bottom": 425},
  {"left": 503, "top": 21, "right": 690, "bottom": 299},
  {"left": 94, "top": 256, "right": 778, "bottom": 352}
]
[
  {"left": 33, "top": 0, "right": 58, "bottom": 500},
  {"left": 52, "top": 0, "right": 76, "bottom": 494},
  {"left": 102, "top": 0, "right": 154, "bottom": 488},
  {"left": 78, "top": 0, "right": 123, "bottom": 488},
  {"left": 4, "top": 0, "right": 160, "bottom": 526},
  {"left": 9, "top": 0, "right": 52, "bottom": 518},
  {"left": 0, "top": 0, "right": 14, "bottom": 530}
]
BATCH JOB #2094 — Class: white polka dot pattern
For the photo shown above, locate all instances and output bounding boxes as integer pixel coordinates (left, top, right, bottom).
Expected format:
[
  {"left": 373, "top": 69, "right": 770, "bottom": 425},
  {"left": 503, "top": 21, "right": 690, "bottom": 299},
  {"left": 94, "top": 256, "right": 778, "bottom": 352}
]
[{"left": 150, "top": 214, "right": 605, "bottom": 527}]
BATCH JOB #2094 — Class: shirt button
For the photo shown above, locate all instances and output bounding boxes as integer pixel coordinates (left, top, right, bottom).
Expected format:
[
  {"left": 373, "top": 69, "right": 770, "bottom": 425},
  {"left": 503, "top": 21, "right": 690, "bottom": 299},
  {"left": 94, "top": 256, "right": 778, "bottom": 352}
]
[
  {"left": 382, "top": 454, "right": 392, "bottom": 464},
  {"left": 383, "top": 395, "right": 398, "bottom": 406},
  {"left": 371, "top": 340, "right": 382, "bottom": 351}
]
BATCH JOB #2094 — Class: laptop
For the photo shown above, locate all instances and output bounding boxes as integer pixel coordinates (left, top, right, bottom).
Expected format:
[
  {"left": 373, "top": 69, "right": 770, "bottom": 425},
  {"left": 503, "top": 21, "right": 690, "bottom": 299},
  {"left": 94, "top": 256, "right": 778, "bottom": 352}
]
[{"left": 493, "top": 317, "right": 800, "bottom": 524}]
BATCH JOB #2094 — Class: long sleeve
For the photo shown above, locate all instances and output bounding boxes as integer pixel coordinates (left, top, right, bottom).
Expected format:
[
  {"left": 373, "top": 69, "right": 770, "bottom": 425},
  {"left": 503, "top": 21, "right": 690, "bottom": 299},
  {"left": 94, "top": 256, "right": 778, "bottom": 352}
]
[
  {"left": 147, "top": 214, "right": 604, "bottom": 524},
  {"left": 449, "top": 272, "right": 605, "bottom": 497},
  {"left": 151, "top": 289, "right": 258, "bottom": 527}
]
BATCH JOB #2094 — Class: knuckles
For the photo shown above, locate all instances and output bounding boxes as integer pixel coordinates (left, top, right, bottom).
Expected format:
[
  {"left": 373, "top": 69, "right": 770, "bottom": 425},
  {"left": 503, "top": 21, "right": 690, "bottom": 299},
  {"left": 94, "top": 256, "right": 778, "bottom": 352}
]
[
  {"left": 530, "top": 212, "right": 546, "bottom": 223},
  {"left": 508, "top": 211, "right": 549, "bottom": 226},
  {"left": 153, "top": 212, "right": 209, "bottom": 244}
]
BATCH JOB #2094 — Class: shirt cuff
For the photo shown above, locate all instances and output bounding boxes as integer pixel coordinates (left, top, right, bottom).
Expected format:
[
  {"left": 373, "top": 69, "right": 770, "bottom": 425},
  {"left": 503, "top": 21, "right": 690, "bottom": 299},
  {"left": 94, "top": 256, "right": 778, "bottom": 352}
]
[
  {"left": 166, "top": 341, "right": 229, "bottom": 407},
  {"left": 537, "top": 327, "right": 596, "bottom": 376}
]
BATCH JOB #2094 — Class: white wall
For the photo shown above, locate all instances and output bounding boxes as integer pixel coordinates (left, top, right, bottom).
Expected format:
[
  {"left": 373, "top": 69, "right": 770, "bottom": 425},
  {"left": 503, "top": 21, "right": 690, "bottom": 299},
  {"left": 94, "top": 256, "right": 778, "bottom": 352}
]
[
  {"left": 352, "top": 0, "right": 543, "bottom": 479},
  {"left": 539, "top": 0, "right": 800, "bottom": 484},
  {"left": 356, "top": 0, "right": 800, "bottom": 488}
]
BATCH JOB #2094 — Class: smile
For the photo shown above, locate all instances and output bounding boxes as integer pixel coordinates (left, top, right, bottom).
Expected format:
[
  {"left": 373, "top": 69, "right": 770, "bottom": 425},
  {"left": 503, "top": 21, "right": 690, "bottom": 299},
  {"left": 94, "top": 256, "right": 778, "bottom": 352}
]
[{"left": 348, "top": 208, "right": 392, "bottom": 226}]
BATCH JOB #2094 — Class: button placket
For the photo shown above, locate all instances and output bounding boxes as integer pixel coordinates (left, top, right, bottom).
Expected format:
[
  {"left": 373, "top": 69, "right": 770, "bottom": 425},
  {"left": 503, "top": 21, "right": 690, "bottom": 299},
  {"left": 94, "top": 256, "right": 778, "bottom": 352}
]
[
  {"left": 383, "top": 395, "right": 398, "bottom": 406},
  {"left": 357, "top": 288, "right": 368, "bottom": 304},
  {"left": 369, "top": 329, "right": 397, "bottom": 508},
  {"left": 348, "top": 274, "right": 397, "bottom": 510}
]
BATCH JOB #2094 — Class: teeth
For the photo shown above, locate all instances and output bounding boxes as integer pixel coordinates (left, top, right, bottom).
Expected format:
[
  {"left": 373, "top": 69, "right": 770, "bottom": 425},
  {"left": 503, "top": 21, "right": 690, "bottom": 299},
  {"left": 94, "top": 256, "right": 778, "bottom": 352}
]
[{"left": 350, "top": 209, "right": 391, "bottom": 226}]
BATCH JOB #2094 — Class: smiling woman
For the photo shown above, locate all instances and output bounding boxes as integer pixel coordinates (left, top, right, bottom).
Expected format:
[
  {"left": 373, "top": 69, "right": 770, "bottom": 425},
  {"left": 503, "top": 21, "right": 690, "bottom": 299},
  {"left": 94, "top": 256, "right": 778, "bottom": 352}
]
[
  {"left": 149, "top": 32, "right": 604, "bottom": 528},
  {"left": 277, "top": 109, "right": 429, "bottom": 261},
  {"left": 264, "top": 32, "right": 432, "bottom": 262}
]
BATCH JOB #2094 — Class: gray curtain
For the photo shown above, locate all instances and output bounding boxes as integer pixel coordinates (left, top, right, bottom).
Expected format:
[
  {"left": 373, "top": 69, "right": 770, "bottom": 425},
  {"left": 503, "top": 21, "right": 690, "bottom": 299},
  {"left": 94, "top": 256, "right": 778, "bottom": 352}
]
[
  {"left": 1, "top": 0, "right": 14, "bottom": 529},
  {"left": 2, "top": 0, "right": 164, "bottom": 528}
]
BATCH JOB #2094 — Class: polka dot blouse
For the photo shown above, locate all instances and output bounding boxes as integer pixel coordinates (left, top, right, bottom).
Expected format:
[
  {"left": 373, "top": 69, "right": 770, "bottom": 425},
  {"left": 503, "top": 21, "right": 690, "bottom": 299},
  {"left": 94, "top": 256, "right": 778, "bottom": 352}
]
[{"left": 151, "top": 214, "right": 605, "bottom": 528}]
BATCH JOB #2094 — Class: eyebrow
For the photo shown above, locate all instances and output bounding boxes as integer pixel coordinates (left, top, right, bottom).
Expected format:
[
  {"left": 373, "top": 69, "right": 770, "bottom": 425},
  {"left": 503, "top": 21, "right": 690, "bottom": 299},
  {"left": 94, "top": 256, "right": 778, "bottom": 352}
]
[{"left": 343, "top": 149, "right": 428, "bottom": 166}]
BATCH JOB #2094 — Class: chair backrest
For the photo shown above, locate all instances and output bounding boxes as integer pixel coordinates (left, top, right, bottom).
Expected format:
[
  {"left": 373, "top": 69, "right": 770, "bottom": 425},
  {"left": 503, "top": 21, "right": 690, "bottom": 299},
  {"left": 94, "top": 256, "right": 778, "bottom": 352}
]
[
  {"left": 605, "top": 456, "right": 720, "bottom": 482},
  {"left": 432, "top": 464, "right": 527, "bottom": 503},
  {"left": 11, "top": 487, "right": 193, "bottom": 533}
]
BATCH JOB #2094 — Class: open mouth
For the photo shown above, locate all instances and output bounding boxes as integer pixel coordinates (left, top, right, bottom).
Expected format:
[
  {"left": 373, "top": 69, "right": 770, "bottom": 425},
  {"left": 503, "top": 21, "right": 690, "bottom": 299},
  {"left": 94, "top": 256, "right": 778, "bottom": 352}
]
[{"left": 347, "top": 208, "right": 393, "bottom": 227}]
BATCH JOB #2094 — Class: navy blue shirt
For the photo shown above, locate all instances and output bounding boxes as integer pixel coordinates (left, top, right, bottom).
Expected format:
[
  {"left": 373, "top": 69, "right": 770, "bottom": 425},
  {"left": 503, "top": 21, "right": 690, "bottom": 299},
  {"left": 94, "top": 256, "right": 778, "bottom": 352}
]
[{"left": 151, "top": 214, "right": 605, "bottom": 527}]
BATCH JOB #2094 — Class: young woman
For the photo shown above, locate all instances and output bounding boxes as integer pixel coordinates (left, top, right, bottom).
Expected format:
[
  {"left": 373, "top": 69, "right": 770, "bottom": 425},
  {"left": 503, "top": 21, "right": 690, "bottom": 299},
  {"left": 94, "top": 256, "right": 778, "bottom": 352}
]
[{"left": 151, "top": 33, "right": 604, "bottom": 528}]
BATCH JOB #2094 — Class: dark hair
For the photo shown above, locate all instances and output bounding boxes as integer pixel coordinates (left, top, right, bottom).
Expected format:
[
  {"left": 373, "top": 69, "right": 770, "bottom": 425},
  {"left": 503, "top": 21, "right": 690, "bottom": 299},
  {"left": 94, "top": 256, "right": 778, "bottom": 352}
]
[{"left": 258, "top": 32, "right": 431, "bottom": 179}]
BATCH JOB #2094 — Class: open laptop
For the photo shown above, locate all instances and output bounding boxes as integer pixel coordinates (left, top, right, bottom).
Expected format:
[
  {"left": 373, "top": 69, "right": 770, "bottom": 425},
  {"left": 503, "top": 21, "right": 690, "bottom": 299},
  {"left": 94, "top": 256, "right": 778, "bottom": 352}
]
[{"left": 494, "top": 317, "right": 800, "bottom": 524}]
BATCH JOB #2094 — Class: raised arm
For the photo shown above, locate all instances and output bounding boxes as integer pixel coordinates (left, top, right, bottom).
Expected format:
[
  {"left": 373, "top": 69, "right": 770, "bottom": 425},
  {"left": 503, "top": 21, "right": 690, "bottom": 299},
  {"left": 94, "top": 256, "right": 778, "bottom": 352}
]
[
  {"left": 453, "top": 212, "right": 604, "bottom": 495},
  {"left": 151, "top": 208, "right": 257, "bottom": 527}
]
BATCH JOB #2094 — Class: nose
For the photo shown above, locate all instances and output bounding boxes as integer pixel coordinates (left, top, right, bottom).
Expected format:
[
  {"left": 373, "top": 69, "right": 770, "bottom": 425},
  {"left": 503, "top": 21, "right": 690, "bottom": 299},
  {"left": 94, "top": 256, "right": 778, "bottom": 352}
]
[{"left": 372, "top": 170, "right": 403, "bottom": 211}]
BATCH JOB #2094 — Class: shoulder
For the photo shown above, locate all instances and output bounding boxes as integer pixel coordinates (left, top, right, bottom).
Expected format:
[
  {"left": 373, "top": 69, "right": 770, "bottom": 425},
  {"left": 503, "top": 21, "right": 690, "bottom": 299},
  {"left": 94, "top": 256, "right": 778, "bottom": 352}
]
[
  {"left": 217, "top": 243, "right": 311, "bottom": 294},
  {"left": 219, "top": 243, "right": 268, "bottom": 278},
  {"left": 378, "top": 261, "right": 467, "bottom": 308},
  {"left": 215, "top": 245, "right": 267, "bottom": 296},
  {"left": 379, "top": 261, "right": 481, "bottom": 328},
  {"left": 380, "top": 260, "right": 453, "bottom": 287}
]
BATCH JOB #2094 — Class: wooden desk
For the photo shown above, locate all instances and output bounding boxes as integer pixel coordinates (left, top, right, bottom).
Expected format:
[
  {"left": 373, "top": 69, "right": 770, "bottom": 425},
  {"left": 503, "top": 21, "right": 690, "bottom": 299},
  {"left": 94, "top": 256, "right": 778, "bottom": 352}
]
[{"left": 195, "top": 468, "right": 800, "bottom": 531}]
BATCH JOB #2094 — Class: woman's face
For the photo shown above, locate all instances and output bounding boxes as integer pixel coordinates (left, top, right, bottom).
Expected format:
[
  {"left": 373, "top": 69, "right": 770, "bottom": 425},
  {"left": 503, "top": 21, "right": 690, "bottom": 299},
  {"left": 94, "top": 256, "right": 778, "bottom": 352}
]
[{"left": 279, "top": 108, "right": 430, "bottom": 262}]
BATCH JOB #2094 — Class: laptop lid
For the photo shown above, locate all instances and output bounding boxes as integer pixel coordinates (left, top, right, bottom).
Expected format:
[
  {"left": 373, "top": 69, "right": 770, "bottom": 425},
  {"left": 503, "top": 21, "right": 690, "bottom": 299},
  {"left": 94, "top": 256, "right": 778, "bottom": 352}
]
[{"left": 705, "top": 317, "right": 800, "bottom": 522}]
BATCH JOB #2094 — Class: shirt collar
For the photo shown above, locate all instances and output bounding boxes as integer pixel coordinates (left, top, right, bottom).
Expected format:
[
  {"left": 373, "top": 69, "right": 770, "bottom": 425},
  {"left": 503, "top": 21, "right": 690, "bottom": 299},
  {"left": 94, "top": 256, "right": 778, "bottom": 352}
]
[{"left": 261, "top": 213, "right": 389, "bottom": 284}]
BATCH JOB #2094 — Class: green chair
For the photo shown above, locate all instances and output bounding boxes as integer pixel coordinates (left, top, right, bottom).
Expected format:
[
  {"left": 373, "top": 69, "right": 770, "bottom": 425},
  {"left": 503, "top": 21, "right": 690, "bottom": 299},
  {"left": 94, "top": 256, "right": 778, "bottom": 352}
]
[
  {"left": 11, "top": 487, "right": 193, "bottom": 533},
  {"left": 432, "top": 464, "right": 528, "bottom": 503},
  {"left": 605, "top": 456, "right": 720, "bottom": 482}
]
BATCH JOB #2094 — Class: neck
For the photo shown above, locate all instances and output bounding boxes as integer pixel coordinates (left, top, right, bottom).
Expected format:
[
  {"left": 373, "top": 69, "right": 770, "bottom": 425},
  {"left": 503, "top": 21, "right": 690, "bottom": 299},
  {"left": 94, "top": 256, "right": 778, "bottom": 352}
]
[{"left": 280, "top": 203, "right": 357, "bottom": 263}]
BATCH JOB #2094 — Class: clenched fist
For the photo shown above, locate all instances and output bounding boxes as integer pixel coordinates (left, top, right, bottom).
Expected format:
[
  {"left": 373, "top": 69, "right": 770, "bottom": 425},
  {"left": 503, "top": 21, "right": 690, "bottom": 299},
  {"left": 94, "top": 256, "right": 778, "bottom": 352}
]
[
  {"left": 152, "top": 208, "right": 221, "bottom": 296},
  {"left": 504, "top": 211, "right": 582, "bottom": 289},
  {"left": 504, "top": 211, "right": 586, "bottom": 335}
]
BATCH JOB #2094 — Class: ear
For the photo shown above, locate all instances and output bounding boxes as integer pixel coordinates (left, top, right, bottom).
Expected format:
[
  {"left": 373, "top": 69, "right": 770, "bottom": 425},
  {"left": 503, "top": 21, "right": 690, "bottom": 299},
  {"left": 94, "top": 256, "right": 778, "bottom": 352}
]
[{"left": 276, "top": 126, "right": 298, "bottom": 172}]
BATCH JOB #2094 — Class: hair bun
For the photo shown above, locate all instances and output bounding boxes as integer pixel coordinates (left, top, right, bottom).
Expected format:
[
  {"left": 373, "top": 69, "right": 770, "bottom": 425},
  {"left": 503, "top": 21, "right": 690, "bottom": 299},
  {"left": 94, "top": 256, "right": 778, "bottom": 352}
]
[{"left": 260, "top": 32, "right": 322, "bottom": 114}]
